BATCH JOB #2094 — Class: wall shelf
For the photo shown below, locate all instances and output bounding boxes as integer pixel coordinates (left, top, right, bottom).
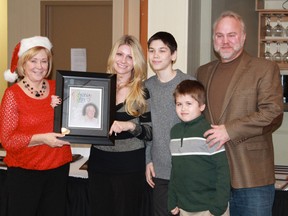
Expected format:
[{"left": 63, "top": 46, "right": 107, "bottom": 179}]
[{"left": 256, "top": 0, "right": 288, "bottom": 111}]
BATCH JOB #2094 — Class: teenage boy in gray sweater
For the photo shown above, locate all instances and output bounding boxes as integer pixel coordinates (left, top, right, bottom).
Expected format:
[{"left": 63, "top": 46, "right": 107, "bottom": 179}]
[
  {"left": 145, "top": 31, "right": 195, "bottom": 216},
  {"left": 168, "top": 80, "right": 230, "bottom": 216}
]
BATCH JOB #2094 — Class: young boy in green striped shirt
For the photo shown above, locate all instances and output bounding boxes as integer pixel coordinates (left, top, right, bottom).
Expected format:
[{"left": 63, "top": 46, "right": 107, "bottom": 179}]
[{"left": 168, "top": 80, "right": 230, "bottom": 216}]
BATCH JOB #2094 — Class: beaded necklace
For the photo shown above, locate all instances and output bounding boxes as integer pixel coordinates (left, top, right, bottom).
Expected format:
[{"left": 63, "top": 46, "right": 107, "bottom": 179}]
[{"left": 22, "top": 80, "right": 47, "bottom": 97}]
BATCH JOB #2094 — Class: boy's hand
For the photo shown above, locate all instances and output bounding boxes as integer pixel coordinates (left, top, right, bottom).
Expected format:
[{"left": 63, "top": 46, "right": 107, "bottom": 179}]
[
  {"left": 146, "top": 162, "right": 155, "bottom": 188},
  {"left": 171, "top": 207, "right": 179, "bottom": 215}
]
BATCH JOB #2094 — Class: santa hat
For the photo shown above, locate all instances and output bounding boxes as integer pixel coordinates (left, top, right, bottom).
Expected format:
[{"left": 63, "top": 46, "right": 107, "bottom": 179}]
[{"left": 4, "top": 36, "right": 53, "bottom": 83}]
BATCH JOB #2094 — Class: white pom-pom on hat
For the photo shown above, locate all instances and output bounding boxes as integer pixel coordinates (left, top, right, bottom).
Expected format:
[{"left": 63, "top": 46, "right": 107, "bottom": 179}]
[
  {"left": 4, "top": 69, "right": 19, "bottom": 83},
  {"left": 4, "top": 36, "right": 53, "bottom": 83}
]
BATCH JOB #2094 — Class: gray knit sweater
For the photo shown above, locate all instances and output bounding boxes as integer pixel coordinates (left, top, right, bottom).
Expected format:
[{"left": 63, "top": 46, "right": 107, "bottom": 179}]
[{"left": 145, "top": 69, "right": 195, "bottom": 180}]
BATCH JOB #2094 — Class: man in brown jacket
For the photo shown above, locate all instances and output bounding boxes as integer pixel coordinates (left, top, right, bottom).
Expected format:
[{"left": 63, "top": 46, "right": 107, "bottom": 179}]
[{"left": 197, "top": 11, "right": 283, "bottom": 216}]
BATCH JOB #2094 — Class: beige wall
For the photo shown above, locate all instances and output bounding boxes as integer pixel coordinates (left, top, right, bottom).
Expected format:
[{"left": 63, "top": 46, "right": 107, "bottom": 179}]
[
  {"left": 0, "top": 0, "right": 7, "bottom": 100},
  {"left": 273, "top": 112, "right": 288, "bottom": 165},
  {"left": 147, "top": 0, "right": 189, "bottom": 77}
]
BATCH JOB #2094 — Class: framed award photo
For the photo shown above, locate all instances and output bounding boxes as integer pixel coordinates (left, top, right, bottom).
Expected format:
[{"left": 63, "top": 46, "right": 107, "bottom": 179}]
[{"left": 54, "top": 70, "right": 116, "bottom": 145}]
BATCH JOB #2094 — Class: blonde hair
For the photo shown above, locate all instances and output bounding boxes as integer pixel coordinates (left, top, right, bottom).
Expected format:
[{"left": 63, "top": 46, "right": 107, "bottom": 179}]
[
  {"left": 107, "top": 35, "right": 147, "bottom": 117},
  {"left": 17, "top": 46, "right": 53, "bottom": 78}
]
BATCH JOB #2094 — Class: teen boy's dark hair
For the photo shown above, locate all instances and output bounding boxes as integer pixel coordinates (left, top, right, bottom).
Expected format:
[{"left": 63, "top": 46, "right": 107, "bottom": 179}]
[
  {"left": 147, "top": 31, "right": 177, "bottom": 54},
  {"left": 173, "top": 80, "right": 206, "bottom": 105}
]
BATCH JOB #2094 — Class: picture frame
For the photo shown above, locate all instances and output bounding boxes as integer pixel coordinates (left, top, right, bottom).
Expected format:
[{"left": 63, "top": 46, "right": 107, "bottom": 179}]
[{"left": 54, "top": 70, "right": 116, "bottom": 145}]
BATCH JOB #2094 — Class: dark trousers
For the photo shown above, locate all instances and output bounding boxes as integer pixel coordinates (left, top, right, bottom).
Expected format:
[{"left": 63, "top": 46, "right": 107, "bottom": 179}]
[
  {"left": 1, "top": 163, "right": 69, "bottom": 216},
  {"left": 88, "top": 171, "right": 145, "bottom": 216},
  {"left": 153, "top": 178, "right": 176, "bottom": 216}
]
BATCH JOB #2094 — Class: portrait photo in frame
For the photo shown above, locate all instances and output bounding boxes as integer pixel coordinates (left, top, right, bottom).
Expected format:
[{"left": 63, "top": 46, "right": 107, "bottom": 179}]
[{"left": 54, "top": 70, "right": 116, "bottom": 145}]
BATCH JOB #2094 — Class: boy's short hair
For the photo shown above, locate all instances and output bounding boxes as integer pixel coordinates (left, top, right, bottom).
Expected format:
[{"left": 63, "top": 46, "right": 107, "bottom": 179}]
[
  {"left": 173, "top": 80, "right": 206, "bottom": 105},
  {"left": 147, "top": 31, "right": 177, "bottom": 54}
]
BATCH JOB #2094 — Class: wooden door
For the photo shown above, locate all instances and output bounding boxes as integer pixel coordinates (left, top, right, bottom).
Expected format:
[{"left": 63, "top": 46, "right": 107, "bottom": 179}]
[{"left": 41, "top": 1, "right": 112, "bottom": 79}]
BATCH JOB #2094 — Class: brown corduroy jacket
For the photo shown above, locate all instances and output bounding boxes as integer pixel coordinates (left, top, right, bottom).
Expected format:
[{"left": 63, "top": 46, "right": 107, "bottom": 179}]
[{"left": 196, "top": 51, "right": 284, "bottom": 189}]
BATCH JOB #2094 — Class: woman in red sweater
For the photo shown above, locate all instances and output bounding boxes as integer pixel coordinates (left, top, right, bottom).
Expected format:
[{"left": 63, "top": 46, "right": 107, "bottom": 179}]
[{"left": 0, "top": 36, "right": 72, "bottom": 216}]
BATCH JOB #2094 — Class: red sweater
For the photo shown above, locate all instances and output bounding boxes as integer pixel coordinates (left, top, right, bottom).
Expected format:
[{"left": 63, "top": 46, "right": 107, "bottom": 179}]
[{"left": 0, "top": 80, "right": 72, "bottom": 170}]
